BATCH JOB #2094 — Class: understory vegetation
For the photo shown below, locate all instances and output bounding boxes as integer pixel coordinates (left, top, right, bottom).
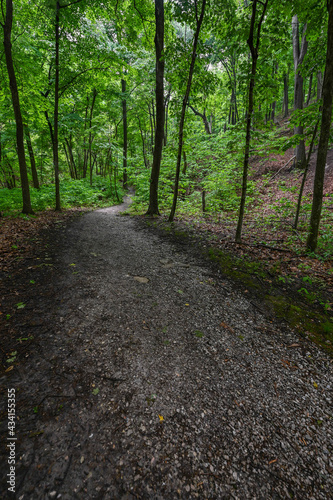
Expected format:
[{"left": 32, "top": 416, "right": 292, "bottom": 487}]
[{"left": 0, "top": 0, "right": 332, "bottom": 349}]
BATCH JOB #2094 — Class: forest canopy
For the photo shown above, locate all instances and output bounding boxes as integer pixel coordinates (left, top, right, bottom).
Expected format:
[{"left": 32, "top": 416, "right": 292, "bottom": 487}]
[{"left": 0, "top": 0, "right": 332, "bottom": 252}]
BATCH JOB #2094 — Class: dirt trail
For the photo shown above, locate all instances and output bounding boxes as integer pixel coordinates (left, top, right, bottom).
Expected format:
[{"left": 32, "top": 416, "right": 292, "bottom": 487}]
[{"left": 1, "top": 200, "right": 332, "bottom": 499}]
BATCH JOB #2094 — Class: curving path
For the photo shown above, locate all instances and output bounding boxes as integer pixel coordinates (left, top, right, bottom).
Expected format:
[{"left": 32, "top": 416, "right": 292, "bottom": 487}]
[{"left": 1, "top": 199, "right": 332, "bottom": 499}]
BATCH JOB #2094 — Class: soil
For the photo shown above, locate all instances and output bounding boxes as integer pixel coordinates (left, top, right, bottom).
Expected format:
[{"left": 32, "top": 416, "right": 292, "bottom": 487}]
[{"left": 1, "top": 194, "right": 333, "bottom": 499}]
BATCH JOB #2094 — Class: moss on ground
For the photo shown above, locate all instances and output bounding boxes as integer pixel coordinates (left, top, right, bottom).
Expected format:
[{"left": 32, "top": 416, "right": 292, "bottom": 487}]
[{"left": 145, "top": 218, "right": 333, "bottom": 356}]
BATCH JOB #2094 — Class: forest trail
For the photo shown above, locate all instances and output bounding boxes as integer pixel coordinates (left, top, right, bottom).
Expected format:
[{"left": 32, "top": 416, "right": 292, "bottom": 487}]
[{"left": 1, "top": 202, "right": 332, "bottom": 499}]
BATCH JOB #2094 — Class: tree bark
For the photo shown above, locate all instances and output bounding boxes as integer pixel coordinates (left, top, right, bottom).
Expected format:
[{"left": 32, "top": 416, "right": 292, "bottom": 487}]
[
  {"left": 307, "top": 0, "right": 333, "bottom": 251},
  {"left": 25, "top": 125, "right": 40, "bottom": 189},
  {"left": 121, "top": 79, "right": 128, "bottom": 189},
  {"left": 283, "top": 72, "right": 289, "bottom": 117},
  {"left": 2, "top": 0, "right": 33, "bottom": 214},
  {"left": 292, "top": 15, "right": 308, "bottom": 168},
  {"left": 146, "top": 0, "right": 165, "bottom": 215},
  {"left": 306, "top": 72, "right": 313, "bottom": 106},
  {"left": 169, "top": 0, "right": 207, "bottom": 222},
  {"left": 294, "top": 118, "right": 319, "bottom": 229},
  {"left": 53, "top": 1, "right": 61, "bottom": 210},
  {"left": 89, "top": 88, "right": 97, "bottom": 186},
  {"left": 317, "top": 71, "right": 323, "bottom": 101},
  {"left": 235, "top": 0, "right": 269, "bottom": 242},
  {"left": 188, "top": 105, "right": 212, "bottom": 134}
]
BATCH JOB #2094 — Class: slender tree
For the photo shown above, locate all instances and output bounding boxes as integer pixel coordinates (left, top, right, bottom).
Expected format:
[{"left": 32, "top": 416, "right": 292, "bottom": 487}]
[
  {"left": 292, "top": 14, "right": 308, "bottom": 168},
  {"left": 169, "top": 0, "right": 207, "bottom": 222},
  {"left": 235, "top": 0, "right": 269, "bottom": 242},
  {"left": 306, "top": 0, "right": 333, "bottom": 252},
  {"left": 146, "top": 0, "right": 164, "bottom": 215},
  {"left": 122, "top": 78, "right": 128, "bottom": 189},
  {"left": 1, "top": 0, "right": 33, "bottom": 214},
  {"left": 25, "top": 125, "right": 40, "bottom": 189}
]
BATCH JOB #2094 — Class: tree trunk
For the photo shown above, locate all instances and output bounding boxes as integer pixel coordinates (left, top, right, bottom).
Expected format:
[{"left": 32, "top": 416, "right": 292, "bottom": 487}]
[
  {"left": 307, "top": 0, "right": 333, "bottom": 251},
  {"left": 63, "top": 142, "right": 74, "bottom": 178},
  {"left": 83, "top": 97, "right": 89, "bottom": 178},
  {"left": 317, "top": 71, "right": 323, "bottom": 101},
  {"left": 25, "top": 126, "right": 40, "bottom": 189},
  {"left": 53, "top": 1, "right": 61, "bottom": 210},
  {"left": 188, "top": 105, "right": 212, "bottom": 134},
  {"left": 89, "top": 88, "right": 97, "bottom": 186},
  {"left": 306, "top": 72, "right": 313, "bottom": 106},
  {"left": 138, "top": 116, "right": 149, "bottom": 168},
  {"left": 182, "top": 150, "right": 187, "bottom": 175},
  {"left": 3, "top": 0, "right": 33, "bottom": 214},
  {"left": 169, "top": 0, "right": 207, "bottom": 222},
  {"left": 283, "top": 72, "right": 289, "bottom": 117},
  {"left": 235, "top": 0, "right": 269, "bottom": 242},
  {"left": 65, "top": 137, "right": 77, "bottom": 179},
  {"left": 121, "top": 79, "right": 128, "bottom": 189},
  {"left": 294, "top": 118, "right": 319, "bottom": 229},
  {"left": 146, "top": 0, "right": 165, "bottom": 215},
  {"left": 292, "top": 15, "right": 308, "bottom": 169}
]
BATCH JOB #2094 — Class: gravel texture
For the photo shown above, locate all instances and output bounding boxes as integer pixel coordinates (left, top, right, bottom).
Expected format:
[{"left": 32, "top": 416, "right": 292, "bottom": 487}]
[{"left": 1, "top": 196, "right": 332, "bottom": 499}]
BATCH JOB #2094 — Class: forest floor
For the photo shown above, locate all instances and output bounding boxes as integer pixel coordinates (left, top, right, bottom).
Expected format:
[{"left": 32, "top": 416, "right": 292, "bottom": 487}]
[{"left": 0, "top": 188, "right": 333, "bottom": 499}]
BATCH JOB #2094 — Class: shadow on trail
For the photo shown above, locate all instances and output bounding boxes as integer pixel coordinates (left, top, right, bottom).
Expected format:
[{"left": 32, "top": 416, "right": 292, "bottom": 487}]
[{"left": 1, "top": 198, "right": 332, "bottom": 499}]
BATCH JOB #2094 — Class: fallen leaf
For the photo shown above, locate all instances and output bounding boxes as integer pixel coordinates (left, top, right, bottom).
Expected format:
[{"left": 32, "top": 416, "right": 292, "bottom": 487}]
[
  {"left": 287, "top": 344, "right": 300, "bottom": 348},
  {"left": 220, "top": 321, "right": 235, "bottom": 333},
  {"left": 269, "top": 459, "right": 277, "bottom": 465},
  {"left": 158, "top": 415, "right": 164, "bottom": 422},
  {"left": 313, "top": 382, "right": 318, "bottom": 389},
  {"left": 5, "top": 365, "right": 14, "bottom": 372}
]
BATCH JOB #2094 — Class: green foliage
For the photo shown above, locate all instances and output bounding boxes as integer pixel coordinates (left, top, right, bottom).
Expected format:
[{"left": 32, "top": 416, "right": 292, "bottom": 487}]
[{"left": 0, "top": 178, "right": 122, "bottom": 214}]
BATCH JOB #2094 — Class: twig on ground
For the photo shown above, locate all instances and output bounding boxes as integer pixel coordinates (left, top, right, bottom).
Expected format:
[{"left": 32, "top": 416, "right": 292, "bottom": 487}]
[{"left": 269, "top": 155, "right": 296, "bottom": 181}]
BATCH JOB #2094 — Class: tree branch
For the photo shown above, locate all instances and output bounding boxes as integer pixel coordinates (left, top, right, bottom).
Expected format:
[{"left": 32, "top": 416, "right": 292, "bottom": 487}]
[
  {"left": 59, "top": 0, "right": 85, "bottom": 9},
  {"left": 59, "top": 65, "right": 111, "bottom": 97},
  {"left": 255, "top": 0, "right": 269, "bottom": 51}
]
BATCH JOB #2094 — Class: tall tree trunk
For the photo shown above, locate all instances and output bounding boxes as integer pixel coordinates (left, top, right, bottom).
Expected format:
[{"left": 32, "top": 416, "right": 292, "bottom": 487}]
[
  {"left": 25, "top": 126, "right": 40, "bottom": 189},
  {"left": 317, "top": 71, "right": 323, "bottom": 101},
  {"left": 53, "top": 1, "right": 61, "bottom": 210},
  {"left": 2, "top": 0, "right": 33, "bottom": 214},
  {"left": 63, "top": 142, "right": 74, "bottom": 178},
  {"left": 121, "top": 79, "right": 128, "bottom": 189},
  {"left": 292, "top": 15, "right": 308, "bottom": 168},
  {"left": 89, "top": 88, "right": 97, "bottom": 186},
  {"left": 306, "top": 72, "right": 313, "bottom": 106},
  {"left": 65, "top": 137, "right": 77, "bottom": 179},
  {"left": 146, "top": 0, "right": 165, "bottom": 215},
  {"left": 235, "top": 0, "right": 269, "bottom": 242},
  {"left": 307, "top": 0, "right": 333, "bottom": 251},
  {"left": 138, "top": 116, "right": 149, "bottom": 168},
  {"left": 83, "top": 97, "right": 89, "bottom": 178},
  {"left": 294, "top": 118, "right": 319, "bottom": 229},
  {"left": 169, "top": 0, "right": 207, "bottom": 222},
  {"left": 283, "top": 72, "right": 289, "bottom": 117}
]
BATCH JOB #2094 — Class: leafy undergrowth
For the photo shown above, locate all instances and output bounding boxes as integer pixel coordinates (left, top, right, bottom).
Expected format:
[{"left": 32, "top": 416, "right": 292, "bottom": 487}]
[{"left": 0, "top": 178, "right": 122, "bottom": 215}]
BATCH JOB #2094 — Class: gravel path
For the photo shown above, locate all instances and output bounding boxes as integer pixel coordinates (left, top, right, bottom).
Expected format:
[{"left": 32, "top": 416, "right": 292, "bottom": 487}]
[{"left": 1, "top": 197, "right": 333, "bottom": 499}]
